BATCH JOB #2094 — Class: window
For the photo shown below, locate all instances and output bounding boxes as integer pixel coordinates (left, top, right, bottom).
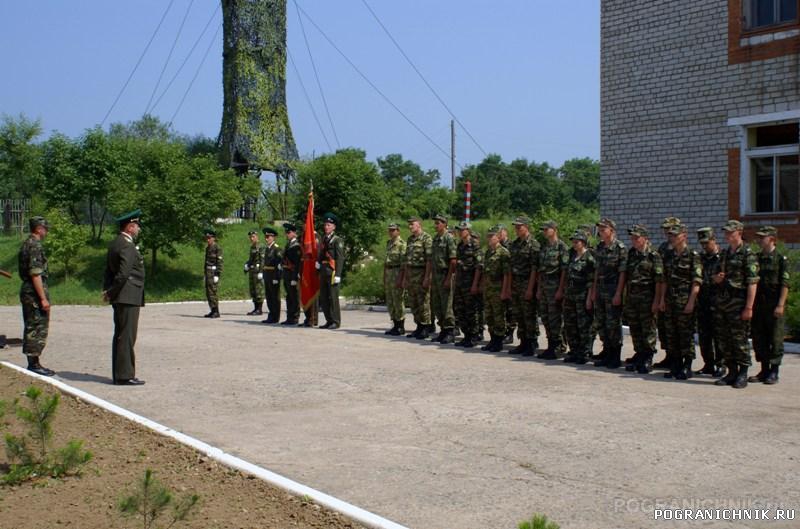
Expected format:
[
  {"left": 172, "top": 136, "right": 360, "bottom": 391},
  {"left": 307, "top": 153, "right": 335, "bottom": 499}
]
[
  {"left": 746, "top": 0, "right": 799, "bottom": 30},
  {"left": 745, "top": 122, "right": 800, "bottom": 213}
]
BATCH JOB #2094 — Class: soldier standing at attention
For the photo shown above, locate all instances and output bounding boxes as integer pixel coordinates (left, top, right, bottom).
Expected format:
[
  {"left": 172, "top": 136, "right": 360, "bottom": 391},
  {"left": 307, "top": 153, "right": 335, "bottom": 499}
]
[
  {"left": 317, "top": 213, "right": 344, "bottom": 329},
  {"left": 591, "top": 218, "right": 627, "bottom": 368},
  {"left": 563, "top": 230, "right": 595, "bottom": 364},
  {"left": 244, "top": 230, "right": 265, "bottom": 316},
  {"left": 453, "top": 222, "right": 482, "bottom": 348},
  {"left": 18, "top": 216, "right": 54, "bottom": 376},
  {"left": 749, "top": 226, "right": 789, "bottom": 385},
  {"left": 203, "top": 229, "right": 223, "bottom": 318},
  {"left": 696, "top": 228, "right": 723, "bottom": 377},
  {"left": 508, "top": 215, "right": 540, "bottom": 356},
  {"left": 481, "top": 227, "right": 512, "bottom": 352},
  {"left": 383, "top": 223, "right": 407, "bottom": 336},
  {"left": 403, "top": 217, "right": 433, "bottom": 339},
  {"left": 714, "top": 220, "right": 759, "bottom": 389},
  {"left": 537, "top": 220, "right": 569, "bottom": 359},
  {"left": 653, "top": 217, "right": 680, "bottom": 369},
  {"left": 430, "top": 214, "right": 457, "bottom": 344},
  {"left": 281, "top": 223, "right": 302, "bottom": 325},
  {"left": 622, "top": 224, "right": 664, "bottom": 374},
  {"left": 497, "top": 225, "right": 515, "bottom": 344},
  {"left": 261, "top": 226, "right": 283, "bottom": 324}
]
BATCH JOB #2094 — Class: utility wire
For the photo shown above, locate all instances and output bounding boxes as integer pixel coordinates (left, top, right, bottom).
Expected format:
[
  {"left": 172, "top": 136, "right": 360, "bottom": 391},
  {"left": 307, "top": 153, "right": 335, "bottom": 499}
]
[
  {"left": 359, "top": 0, "right": 487, "bottom": 158},
  {"left": 150, "top": 4, "right": 220, "bottom": 113},
  {"left": 101, "top": 0, "right": 176, "bottom": 126},
  {"left": 295, "top": 3, "right": 461, "bottom": 169},
  {"left": 145, "top": 0, "right": 196, "bottom": 115},
  {"left": 169, "top": 22, "right": 221, "bottom": 125},
  {"left": 288, "top": 49, "right": 333, "bottom": 151},
  {"left": 292, "top": 0, "right": 340, "bottom": 149}
]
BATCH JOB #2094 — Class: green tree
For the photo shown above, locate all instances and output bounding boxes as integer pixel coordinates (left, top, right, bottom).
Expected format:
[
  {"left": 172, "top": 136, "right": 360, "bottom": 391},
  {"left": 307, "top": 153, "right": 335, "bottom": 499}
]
[
  {"left": 560, "top": 157, "right": 600, "bottom": 207},
  {"left": 0, "top": 114, "right": 43, "bottom": 199},
  {"left": 377, "top": 153, "right": 455, "bottom": 218},
  {"left": 44, "top": 209, "right": 87, "bottom": 281},
  {"left": 40, "top": 134, "right": 82, "bottom": 222}
]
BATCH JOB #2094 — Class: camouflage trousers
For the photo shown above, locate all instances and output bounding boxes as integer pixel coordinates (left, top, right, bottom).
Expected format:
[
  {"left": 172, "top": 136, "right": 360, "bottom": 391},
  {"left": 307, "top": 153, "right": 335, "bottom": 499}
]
[
  {"left": 430, "top": 270, "right": 455, "bottom": 329},
  {"left": 665, "top": 292, "right": 696, "bottom": 361},
  {"left": 752, "top": 295, "right": 784, "bottom": 366},
  {"left": 205, "top": 270, "right": 219, "bottom": 310},
  {"left": 563, "top": 288, "right": 592, "bottom": 357},
  {"left": 624, "top": 287, "right": 657, "bottom": 355},
  {"left": 539, "top": 276, "right": 565, "bottom": 352},
  {"left": 483, "top": 280, "right": 506, "bottom": 336},
  {"left": 714, "top": 291, "right": 752, "bottom": 367},
  {"left": 454, "top": 277, "right": 480, "bottom": 336},
  {"left": 657, "top": 311, "right": 670, "bottom": 354},
  {"left": 697, "top": 295, "right": 720, "bottom": 368},
  {"left": 504, "top": 299, "right": 515, "bottom": 336},
  {"left": 249, "top": 271, "right": 265, "bottom": 304},
  {"left": 406, "top": 268, "right": 431, "bottom": 325},
  {"left": 511, "top": 276, "right": 538, "bottom": 342},
  {"left": 595, "top": 281, "right": 622, "bottom": 352},
  {"left": 384, "top": 267, "right": 405, "bottom": 322},
  {"left": 20, "top": 283, "right": 49, "bottom": 357}
]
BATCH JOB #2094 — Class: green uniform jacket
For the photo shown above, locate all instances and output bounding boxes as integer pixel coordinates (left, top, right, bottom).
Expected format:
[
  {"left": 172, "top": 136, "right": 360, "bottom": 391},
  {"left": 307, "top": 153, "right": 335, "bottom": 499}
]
[
  {"left": 318, "top": 233, "right": 344, "bottom": 277},
  {"left": 104, "top": 233, "right": 145, "bottom": 306},
  {"left": 205, "top": 243, "right": 223, "bottom": 277},
  {"left": 283, "top": 238, "right": 302, "bottom": 281}
]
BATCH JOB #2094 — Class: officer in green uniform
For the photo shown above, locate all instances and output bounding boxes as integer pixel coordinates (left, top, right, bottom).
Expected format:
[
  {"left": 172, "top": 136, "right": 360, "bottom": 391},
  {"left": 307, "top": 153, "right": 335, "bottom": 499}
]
[
  {"left": 622, "top": 224, "right": 664, "bottom": 374},
  {"left": 282, "top": 223, "right": 302, "bottom": 325},
  {"left": 453, "top": 221, "right": 482, "bottom": 348},
  {"left": 696, "top": 227, "right": 723, "bottom": 377},
  {"left": 714, "top": 220, "right": 759, "bottom": 389},
  {"left": 318, "top": 213, "right": 344, "bottom": 329},
  {"left": 261, "top": 226, "right": 283, "bottom": 324},
  {"left": 591, "top": 218, "right": 627, "bottom": 368},
  {"left": 18, "top": 216, "right": 54, "bottom": 376},
  {"left": 403, "top": 216, "right": 434, "bottom": 339},
  {"left": 384, "top": 223, "right": 407, "bottom": 335},
  {"left": 563, "top": 230, "right": 595, "bottom": 364},
  {"left": 204, "top": 229, "right": 223, "bottom": 318},
  {"left": 749, "top": 226, "right": 790, "bottom": 385},
  {"left": 509, "top": 215, "right": 540, "bottom": 356},
  {"left": 429, "top": 214, "right": 457, "bottom": 344},
  {"left": 244, "top": 230, "right": 265, "bottom": 315},
  {"left": 481, "top": 227, "right": 512, "bottom": 352},
  {"left": 497, "top": 225, "right": 515, "bottom": 344},
  {"left": 653, "top": 217, "right": 680, "bottom": 369},
  {"left": 537, "top": 220, "right": 569, "bottom": 359}
]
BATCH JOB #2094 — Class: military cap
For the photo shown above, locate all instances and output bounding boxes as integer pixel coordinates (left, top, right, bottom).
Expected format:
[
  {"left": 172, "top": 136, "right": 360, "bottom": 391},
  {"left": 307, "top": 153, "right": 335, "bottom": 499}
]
[
  {"left": 660, "top": 217, "right": 681, "bottom": 229},
  {"left": 432, "top": 214, "right": 448, "bottom": 224},
  {"left": 492, "top": 223, "right": 507, "bottom": 231},
  {"left": 247, "top": 230, "right": 258, "bottom": 236},
  {"left": 456, "top": 221, "right": 471, "bottom": 230},
  {"left": 407, "top": 216, "right": 422, "bottom": 224},
  {"left": 387, "top": 223, "right": 400, "bottom": 230},
  {"left": 323, "top": 212, "right": 338, "bottom": 225},
  {"left": 283, "top": 222, "right": 297, "bottom": 233},
  {"left": 722, "top": 219, "right": 744, "bottom": 232},
  {"left": 116, "top": 209, "right": 142, "bottom": 228},
  {"left": 262, "top": 226, "right": 278, "bottom": 236},
  {"left": 540, "top": 220, "right": 558, "bottom": 230},
  {"left": 697, "top": 227, "right": 715, "bottom": 243},
  {"left": 28, "top": 216, "right": 48, "bottom": 231},
  {"left": 511, "top": 215, "right": 531, "bottom": 226},
  {"left": 577, "top": 223, "right": 594, "bottom": 236},
  {"left": 755, "top": 225, "right": 778, "bottom": 237},
  {"left": 667, "top": 223, "right": 688, "bottom": 235},
  {"left": 204, "top": 228, "right": 216, "bottom": 237},
  {"left": 471, "top": 231, "right": 481, "bottom": 240},
  {"left": 487, "top": 226, "right": 499, "bottom": 236},
  {"left": 569, "top": 230, "right": 588, "bottom": 243},
  {"left": 627, "top": 224, "right": 649, "bottom": 237},
  {"left": 596, "top": 218, "right": 617, "bottom": 230}
]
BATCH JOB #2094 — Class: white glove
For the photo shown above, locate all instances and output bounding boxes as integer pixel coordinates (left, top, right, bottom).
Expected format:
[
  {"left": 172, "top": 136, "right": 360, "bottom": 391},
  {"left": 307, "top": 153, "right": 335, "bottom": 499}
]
[
  {"left": 213, "top": 276, "right": 219, "bottom": 284},
  {"left": 290, "top": 280, "right": 297, "bottom": 286},
  {"left": 272, "top": 280, "right": 279, "bottom": 285},
  {"left": 244, "top": 263, "right": 250, "bottom": 272},
  {"left": 315, "top": 262, "right": 321, "bottom": 270},
  {"left": 333, "top": 276, "right": 341, "bottom": 285},
  {"left": 211, "top": 266, "right": 217, "bottom": 271},
  {"left": 278, "top": 264, "right": 283, "bottom": 271},
  {"left": 257, "top": 273, "right": 263, "bottom": 280}
]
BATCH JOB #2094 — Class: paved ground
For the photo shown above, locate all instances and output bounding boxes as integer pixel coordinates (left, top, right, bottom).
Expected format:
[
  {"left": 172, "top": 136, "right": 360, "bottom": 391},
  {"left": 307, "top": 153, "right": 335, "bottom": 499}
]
[{"left": 1, "top": 301, "right": 798, "bottom": 529}]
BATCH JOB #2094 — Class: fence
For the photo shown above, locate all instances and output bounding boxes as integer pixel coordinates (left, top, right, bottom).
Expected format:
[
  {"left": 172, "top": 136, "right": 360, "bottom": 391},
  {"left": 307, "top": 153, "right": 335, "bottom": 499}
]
[{"left": 1, "top": 198, "right": 30, "bottom": 236}]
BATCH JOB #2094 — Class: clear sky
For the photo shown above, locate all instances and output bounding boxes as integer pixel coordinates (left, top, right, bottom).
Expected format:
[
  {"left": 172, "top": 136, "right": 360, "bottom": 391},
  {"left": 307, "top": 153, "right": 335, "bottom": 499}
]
[{"left": 1, "top": 1, "right": 599, "bottom": 181}]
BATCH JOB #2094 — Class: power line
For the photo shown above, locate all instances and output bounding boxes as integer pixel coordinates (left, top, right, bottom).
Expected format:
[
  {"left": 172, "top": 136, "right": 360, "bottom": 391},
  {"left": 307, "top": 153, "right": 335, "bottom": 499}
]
[
  {"left": 294, "top": 3, "right": 461, "bottom": 169},
  {"left": 145, "top": 0, "right": 196, "bottom": 115},
  {"left": 101, "top": 0, "right": 176, "bottom": 126},
  {"left": 359, "top": 0, "right": 487, "bottom": 158},
  {"left": 169, "top": 22, "right": 221, "bottom": 125},
  {"left": 288, "top": 49, "right": 333, "bottom": 151},
  {"left": 292, "top": 0, "right": 340, "bottom": 149}
]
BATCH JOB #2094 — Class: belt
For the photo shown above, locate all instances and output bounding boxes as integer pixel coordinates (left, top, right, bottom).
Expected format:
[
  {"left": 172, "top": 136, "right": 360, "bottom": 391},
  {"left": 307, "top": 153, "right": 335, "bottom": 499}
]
[
  {"left": 407, "top": 264, "right": 426, "bottom": 268},
  {"left": 512, "top": 272, "right": 530, "bottom": 278},
  {"left": 205, "top": 266, "right": 217, "bottom": 270},
  {"left": 385, "top": 265, "right": 401, "bottom": 269},
  {"left": 264, "top": 266, "right": 277, "bottom": 271}
]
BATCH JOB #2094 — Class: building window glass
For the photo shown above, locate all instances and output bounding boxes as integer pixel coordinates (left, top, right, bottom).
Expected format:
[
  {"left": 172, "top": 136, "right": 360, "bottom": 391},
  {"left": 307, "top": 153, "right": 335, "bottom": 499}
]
[
  {"left": 746, "top": 122, "right": 800, "bottom": 213},
  {"left": 748, "top": 0, "right": 799, "bottom": 29}
]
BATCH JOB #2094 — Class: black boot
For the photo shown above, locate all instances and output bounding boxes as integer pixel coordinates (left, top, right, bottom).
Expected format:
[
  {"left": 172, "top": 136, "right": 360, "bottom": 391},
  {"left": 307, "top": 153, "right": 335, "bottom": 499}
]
[
  {"left": 652, "top": 356, "right": 671, "bottom": 369},
  {"left": 537, "top": 344, "right": 558, "bottom": 360},
  {"left": 748, "top": 361, "right": 769, "bottom": 383},
  {"left": 520, "top": 339, "right": 534, "bottom": 357},
  {"left": 509, "top": 339, "right": 526, "bottom": 355},
  {"left": 27, "top": 356, "right": 54, "bottom": 377},
  {"left": 486, "top": 335, "right": 504, "bottom": 352},
  {"left": 247, "top": 302, "right": 263, "bottom": 316},
  {"left": 715, "top": 364, "right": 739, "bottom": 386},
  {"left": 440, "top": 329, "right": 455, "bottom": 345},
  {"left": 764, "top": 364, "right": 780, "bottom": 385},
  {"left": 388, "top": 320, "right": 404, "bottom": 336},
  {"left": 431, "top": 328, "right": 445, "bottom": 343},
  {"left": 625, "top": 352, "right": 641, "bottom": 371},
  {"left": 503, "top": 331, "right": 514, "bottom": 344},
  {"left": 407, "top": 324, "right": 422, "bottom": 338},
  {"left": 455, "top": 334, "right": 474, "bottom": 348},
  {"left": 481, "top": 335, "right": 496, "bottom": 351},
  {"left": 636, "top": 353, "right": 654, "bottom": 374},
  {"left": 418, "top": 324, "right": 434, "bottom": 340},
  {"left": 605, "top": 347, "right": 621, "bottom": 369},
  {"left": 732, "top": 366, "right": 749, "bottom": 389},
  {"left": 675, "top": 357, "right": 694, "bottom": 380},
  {"left": 204, "top": 310, "right": 214, "bottom": 318},
  {"left": 385, "top": 321, "right": 398, "bottom": 335},
  {"left": 210, "top": 309, "right": 220, "bottom": 319},
  {"left": 662, "top": 357, "right": 681, "bottom": 378}
]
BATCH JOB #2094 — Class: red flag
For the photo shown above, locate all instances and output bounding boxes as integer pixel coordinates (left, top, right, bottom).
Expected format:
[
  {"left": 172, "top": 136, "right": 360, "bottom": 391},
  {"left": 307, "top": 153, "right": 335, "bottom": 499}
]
[{"left": 301, "top": 191, "right": 320, "bottom": 309}]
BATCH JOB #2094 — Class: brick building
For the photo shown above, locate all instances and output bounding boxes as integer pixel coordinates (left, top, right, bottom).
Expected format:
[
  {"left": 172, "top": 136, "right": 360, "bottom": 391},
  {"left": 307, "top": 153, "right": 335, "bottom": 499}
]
[{"left": 601, "top": 0, "right": 800, "bottom": 245}]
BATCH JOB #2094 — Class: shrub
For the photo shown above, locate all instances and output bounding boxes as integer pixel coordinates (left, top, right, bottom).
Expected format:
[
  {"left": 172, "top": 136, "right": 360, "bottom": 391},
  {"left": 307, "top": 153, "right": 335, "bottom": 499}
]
[
  {"left": 118, "top": 468, "right": 200, "bottom": 529},
  {"left": 518, "top": 513, "right": 561, "bottom": 529}
]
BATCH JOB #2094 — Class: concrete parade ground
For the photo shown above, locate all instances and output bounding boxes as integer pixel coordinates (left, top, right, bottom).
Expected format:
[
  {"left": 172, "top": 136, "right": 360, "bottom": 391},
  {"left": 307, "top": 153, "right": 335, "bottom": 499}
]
[{"left": 1, "top": 301, "right": 798, "bottom": 529}]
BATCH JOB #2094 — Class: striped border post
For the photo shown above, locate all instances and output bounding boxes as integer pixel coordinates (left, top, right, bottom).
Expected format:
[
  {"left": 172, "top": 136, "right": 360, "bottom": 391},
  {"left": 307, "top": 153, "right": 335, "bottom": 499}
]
[{"left": 464, "top": 180, "right": 472, "bottom": 222}]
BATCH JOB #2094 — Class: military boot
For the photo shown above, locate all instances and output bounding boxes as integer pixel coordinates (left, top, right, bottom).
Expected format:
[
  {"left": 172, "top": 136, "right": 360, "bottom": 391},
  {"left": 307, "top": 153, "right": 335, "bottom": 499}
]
[
  {"left": 407, "top": 324, "right": 422, "bottom": 339},
  {"left": 418, "top": 324, "right": 435, "bottom": 340},
  {"left": 605, "top": 347, "right": 622, "bottom": 369},
  {"left": 732, "top": 366, "right": 749, "bottom": 389},
  {"left": 675, "top": 357, "right": 694, "bottom": 380},
  {"left": 481, "top": 335, "right": 497, "bottom": 351},
  {"left": 636, "top": 353, "right": 654, "bottom": 374},
  {"left": 662, "top": 357, "right": 681, "bottom": 378},
  {"left": 509, "top": 339, "right": 526, "bottom": 355},
  {"left": 625, "top": 352, "right": 642, "bottom": 371},
  {"left": 385, "top": 321, "right": 397, "bottom": 335},
  {"left": 389, "top": 320, "right": 404, "bottom": 336},
  {"left": 487, "top": 335, "right": 504, "bottom": 352},
  {"left": 431, "top": 328, "right": 446, "bottom": 343},
  {"left": 520, "top": 340, "right": 535, "bottom": 357},
  {"left": 573, "top": 352, "right": 589, "bottom": 365},
  {"left": 210, "top": 309, "right": 220, "bottom": 319},
  {"left": 247, "top": 302, "right": 263, "bottom": 316},
  {"left": 764, "top": 365, "right": 780, "bottom": 385},
  {"left": 748, "top": 362, "right": 769, "bottom": 383},
  {"left": 652, "top": 356, "right": 672, "bottom": 369},
  {"left": 440, "top": 328, "right": 455, "bottom": 345},
  {"left": 503, "top": 331, "right": 514, "bottom": 344},
  {"left": 537, "top": 343, "right": 558, "bottom": 360},
  {"left": 715, "top": 364, "right": 739, "bottom": 386}
]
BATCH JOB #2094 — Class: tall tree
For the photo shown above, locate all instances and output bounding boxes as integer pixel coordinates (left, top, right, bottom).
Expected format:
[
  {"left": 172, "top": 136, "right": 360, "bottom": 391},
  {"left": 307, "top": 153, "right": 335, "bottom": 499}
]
[{"left": 0, "top": 114, "right": 43, "bottom": 199}]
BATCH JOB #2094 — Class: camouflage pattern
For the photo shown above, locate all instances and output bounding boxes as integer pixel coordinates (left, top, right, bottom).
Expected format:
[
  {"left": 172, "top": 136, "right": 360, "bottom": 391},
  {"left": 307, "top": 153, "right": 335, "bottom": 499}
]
[
  {"left": 499, "top": 237, "right": 515, "bottom": 336},
  {"left": 539, "top": 239, "right": 569, "bottom": 353},
  {"left": 594, "top": 237, "right": 627, "bottom": 353},
  {"left": 624, "top": 244, "right": 663, "bottom": 356},
  {"left": 698, "top": 248, "right": 723, "bottom": 369},
  {"left": 18, "top": 236, "right": 49, "bottom": 357},
  {"left": 204, "top": 242, "right": 223, "bottom": 311},
  {"left": 247, "top": 243, "right": 265, "bottom": 304},
  {"left": 483, "top": 244, "right": 510, "bottom": 336},
  {"left": 263, "top": 242, "right": 283, "bottom": 319},
  {"left": 664, "top": 246, "right": 702, "bottom": 361},
  {"left": 716, "top": 244, "right": 759, "bottom": 367},
  {"left": 752, "top": 248, "right": 790, "bottom": 366},
  {"left": 384, "top": 235, "right": 407, "bottom": 322},
  {"left": 657, "top": 240, "right": 675, "bottom": 355},
  {"left": 454, "top": 237, "right": 482, "bottom": 337},
  {"left": 563, "top": 249, "right": 595, "bottom": 358},
  {"left": 405, "top": 231, "right": 433, "bottom": 326},
  {"left": 430, "top": 231, "right": 457, "bottom": 329},
  {"left": 282, "top": 236, "right": 302, "bottom": 322},
  {"left": 509, "top": 234, "right": 540, "bottom": 342}
]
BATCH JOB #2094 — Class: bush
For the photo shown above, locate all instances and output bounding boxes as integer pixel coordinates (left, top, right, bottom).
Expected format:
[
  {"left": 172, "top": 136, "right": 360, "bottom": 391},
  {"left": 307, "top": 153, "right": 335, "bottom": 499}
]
[
  {"left": 118, "top": 468, "right": 199, "bottom": 529},
  {"left": 342, "top": 258, "right": 385, "bottom": 304},
  {"left": 518, "top": 513, "right": 561, "bottom": 529}
]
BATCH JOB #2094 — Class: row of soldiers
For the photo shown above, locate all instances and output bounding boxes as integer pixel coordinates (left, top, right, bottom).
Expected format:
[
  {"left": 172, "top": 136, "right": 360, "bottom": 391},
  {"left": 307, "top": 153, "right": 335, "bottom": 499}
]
[{"left": 383, "top": 215, "right": 790, "bottom": 388}]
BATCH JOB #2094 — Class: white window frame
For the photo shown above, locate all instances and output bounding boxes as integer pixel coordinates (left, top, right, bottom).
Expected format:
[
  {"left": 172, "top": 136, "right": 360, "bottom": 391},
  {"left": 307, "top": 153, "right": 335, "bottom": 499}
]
[{"left": 728, "top": 110, "right": 800, "bottom": 215}]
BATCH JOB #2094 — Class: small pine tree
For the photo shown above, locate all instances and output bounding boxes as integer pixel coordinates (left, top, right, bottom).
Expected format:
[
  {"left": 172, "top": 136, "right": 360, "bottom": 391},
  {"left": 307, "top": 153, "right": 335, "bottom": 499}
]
[
  {"left": 518, "top": 513, "right": 561, "bottom": 529},
  {"left": 118, "top": 469, "right": 199, "bottom": 529}
]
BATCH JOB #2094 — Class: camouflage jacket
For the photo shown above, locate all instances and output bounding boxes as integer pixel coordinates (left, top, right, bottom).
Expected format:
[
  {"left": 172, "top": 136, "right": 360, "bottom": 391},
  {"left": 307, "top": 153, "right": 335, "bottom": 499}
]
[
  {"left": 385, "top": 236, "right": 406, "bottom": 268},
  {"left": 756, "top": 248, "right": 789, "bottom": 305},
  {"left": 665, "top": 246, "right": 702, "bottom": 300},
  {"left": 566, "top": 249, "right": 595, "bottom": 295},
  {"left": 483, "top": 245, "right": 510, "bottom": 282},
  {"left": 699, "top": 249, "right": 722, "bottom": 302},
  {"left": 431, "top": 231, "right": 457, "bottom": 272},
  {"left": 18, "top": 235, "right": 48, "bottom": 284},
  {"left": 204, "top": 243, "right": 223, "bottom": 276},
  {"left": 246, "top": 244, "right": 264, "bottom": 276},
  {"left": 625, "top": 244, "right": 663, "bottom": 292},
  {"left": 595, "top": 238, "right": 627, "bottom": 284},
  {"left": 539, "top": 239, "right": 569, "bottom": 280},
  {"left": 456, "top": 238, "right": 482, "bottom": 284},
  {"left": 509, "top": 234, "right": 539, "bottom": 278},
  {"left": 721, "top": 244, "right": 759, "bottom": 293},
  {"left": 405, "top": 231, "right": 433, "bottom": 268}
]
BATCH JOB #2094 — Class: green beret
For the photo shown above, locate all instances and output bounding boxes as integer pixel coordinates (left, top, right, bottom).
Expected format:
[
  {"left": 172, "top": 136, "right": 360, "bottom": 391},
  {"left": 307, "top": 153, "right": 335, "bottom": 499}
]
[
  {"left": 28, "top": 216, "right": 48, "bottom": 231},
  {"left": 262, "top": 226, "right": 278, "bottom": 236},
  {"left": 116, "top": 209, "right": 142, "bottom": 228},
  {"left": 722, "top": 219, "right": 744, "bottom": 232},
  {"left": 511, "top": 215, "right": 531, "bottom": 226},
  {"left": 697, "top": 227, "right": 715, "bottom": 243},
  {"left": 755, "top": 225, "right": 778, "bottom": 237}
]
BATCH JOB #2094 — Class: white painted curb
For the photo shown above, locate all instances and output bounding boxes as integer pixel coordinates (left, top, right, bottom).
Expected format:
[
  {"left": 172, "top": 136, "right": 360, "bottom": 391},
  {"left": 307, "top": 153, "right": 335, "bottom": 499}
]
[{"left": 0, "top": 361, "right": 409, "bottom": 529}]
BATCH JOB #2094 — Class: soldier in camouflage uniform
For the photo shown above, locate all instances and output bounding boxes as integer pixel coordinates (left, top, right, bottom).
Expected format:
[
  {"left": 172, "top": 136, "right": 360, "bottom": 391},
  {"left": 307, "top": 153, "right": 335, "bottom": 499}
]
[
  {"left": 403, "top": 217, "right": 433, "bottom": 339},
  {"left": 508, "top": 216, "right": 540, "bottom": 356},
  {"left": 204, "top": 229, "right": 223, "bottom": 318},
  {"left": 537, "top": 220, "right": 569, "bottom": 359},
  {"left": 622, "top": 225, "right": 664, "bottom": 374},
  {"left": 19, "top": 216, "right": 54, "bottom": 376},
  {"left": 696, "top": 227, "right": 723, "bottom": 377},
  {"left": 714, "top": 220, "right": 759, "bottom": 389},
  {"left": 481, "top": 227, "right": 512, "bottom": 352},
  {"left": 749, "top": 226, "right": 790, "bottom": 385},
  {"left": 563, "top": 231, "right": 595, "bottom": 364},
  {"left": 429, "top": 214, "right": 457, "bottom": 344},
  {"left": 383, "top": 223, "right": 406, "bottom": 336},
  {"left": 591, "top": 218, "right": 627, "bottom": 368},
  {"left": 497, "top": 225, "right": 515, "bottom": 344},
  {"left": 281, "top": 223, "right": 302, "bottom": 325},
  {"left": 453, "top": 222, "right": 482, "bottom": 348},
  {"left": 653, "top": 217, "right": 680, "bottom": 369},
  {"left": 244, "top": 230, "right": 265, "bottom": 316},
  {"left": 471, "top": 230, "right": 486, "bottom": 341}
]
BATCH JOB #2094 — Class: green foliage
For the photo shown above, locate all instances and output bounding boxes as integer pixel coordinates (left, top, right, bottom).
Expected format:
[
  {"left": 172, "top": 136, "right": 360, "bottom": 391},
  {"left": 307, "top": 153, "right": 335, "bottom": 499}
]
[
  {"left": 378, "top": 153, "right": 458, "bottom": 219},
  {"left": 0, "top": 114, "right": 43, "bottom": 199},
  {"left": 118, "top": 468, "right": 200, "bottom": 529},
  {"left": 341, "top": 259, "right": 385, "bottom": 304},
  {"left": 528, "top": 204, "right": 599, "bottom": 246},
  {"left": 781, "top": 245, "right": 800, "bottom": 337},
  {"left": 560, "top": 157, "right": 600, "bottom": 207},
  {"left": 518, "top": 513, "right": 561, "bottom": 529},
  {"left": 43, "top": 209, "right": 88, "bottom": 281}
]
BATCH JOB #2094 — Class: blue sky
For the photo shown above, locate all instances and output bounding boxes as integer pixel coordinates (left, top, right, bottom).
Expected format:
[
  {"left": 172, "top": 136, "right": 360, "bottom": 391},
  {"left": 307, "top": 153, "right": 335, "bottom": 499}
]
[{"left": 1, "top": 1, "right": 599, "bottom": 180}]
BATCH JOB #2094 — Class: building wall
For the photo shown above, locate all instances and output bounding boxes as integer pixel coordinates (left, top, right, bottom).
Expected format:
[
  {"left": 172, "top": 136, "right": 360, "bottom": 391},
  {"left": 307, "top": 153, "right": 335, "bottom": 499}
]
[{"left": 601, "top": 0, "right": 800, "bottom": 245}]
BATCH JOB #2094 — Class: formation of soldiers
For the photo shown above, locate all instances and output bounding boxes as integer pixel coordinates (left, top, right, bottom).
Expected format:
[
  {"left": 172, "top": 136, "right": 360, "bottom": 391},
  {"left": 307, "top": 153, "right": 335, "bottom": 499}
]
[{"left": 382, "top": 215, "right": 791, "bottom": 389}]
